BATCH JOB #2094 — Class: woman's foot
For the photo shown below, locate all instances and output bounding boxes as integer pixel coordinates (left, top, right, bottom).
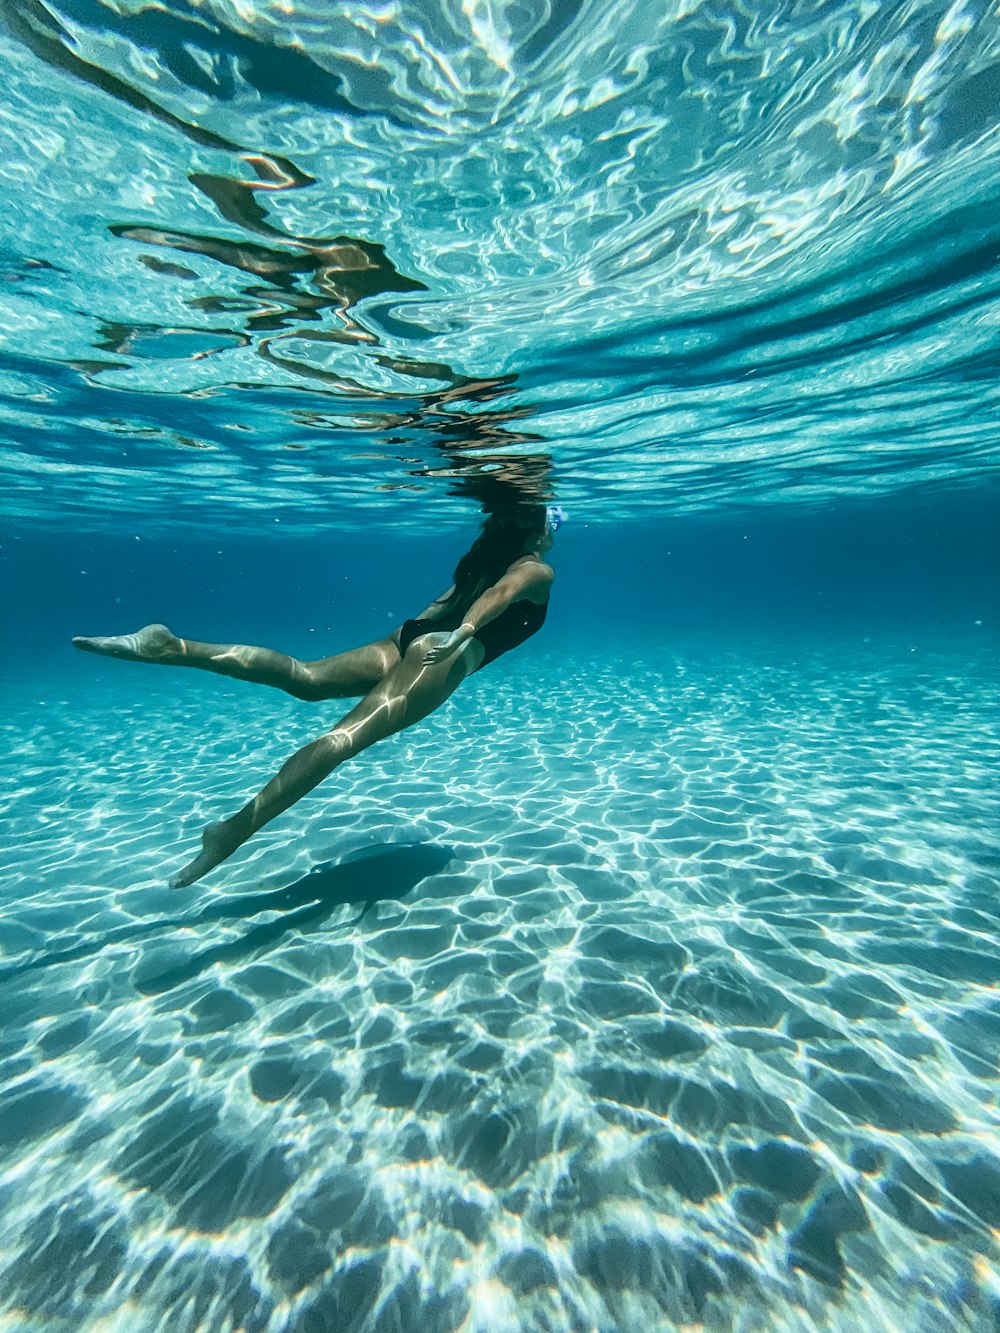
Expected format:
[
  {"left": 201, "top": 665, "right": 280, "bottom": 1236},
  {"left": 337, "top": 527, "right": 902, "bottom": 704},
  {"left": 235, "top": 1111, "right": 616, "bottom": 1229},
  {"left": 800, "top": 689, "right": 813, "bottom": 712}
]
[
  {"left": 72, "top": 623, "right": 180, "bottom": 662},
  {"left": 169, "top": 819, "right": 242, "bottom": 889}
]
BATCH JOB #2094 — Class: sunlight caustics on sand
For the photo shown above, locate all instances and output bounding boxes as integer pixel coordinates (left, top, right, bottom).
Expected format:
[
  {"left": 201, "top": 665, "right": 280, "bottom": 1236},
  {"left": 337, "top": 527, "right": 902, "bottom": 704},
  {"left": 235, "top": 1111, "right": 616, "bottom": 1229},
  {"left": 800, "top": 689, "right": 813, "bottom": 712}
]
[{"left": 1, "top": 646, "right": 997, "bottom": 1332}]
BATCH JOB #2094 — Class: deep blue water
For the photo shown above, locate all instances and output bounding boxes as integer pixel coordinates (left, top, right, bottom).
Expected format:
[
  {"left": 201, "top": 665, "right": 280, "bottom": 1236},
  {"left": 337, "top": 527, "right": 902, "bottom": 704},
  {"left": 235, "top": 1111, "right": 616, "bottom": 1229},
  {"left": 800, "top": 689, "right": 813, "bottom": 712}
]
[
  {"left": 4, "top": 483, "right": 998, "bottom": 666},
  {"left": 2, "top": 1, "right": 1000, "bottom": 1330}
]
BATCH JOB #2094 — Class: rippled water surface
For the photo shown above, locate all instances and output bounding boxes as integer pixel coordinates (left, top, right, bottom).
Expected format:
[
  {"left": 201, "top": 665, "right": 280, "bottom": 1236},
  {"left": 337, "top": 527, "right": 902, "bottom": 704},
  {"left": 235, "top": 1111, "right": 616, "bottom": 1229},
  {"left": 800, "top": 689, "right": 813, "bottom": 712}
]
[
  {"left": 2, "top": 0, "right": 1000, "bottom": 526},
  {"left": 1, "top": 1, "right": 999, "bottom": 1331}
]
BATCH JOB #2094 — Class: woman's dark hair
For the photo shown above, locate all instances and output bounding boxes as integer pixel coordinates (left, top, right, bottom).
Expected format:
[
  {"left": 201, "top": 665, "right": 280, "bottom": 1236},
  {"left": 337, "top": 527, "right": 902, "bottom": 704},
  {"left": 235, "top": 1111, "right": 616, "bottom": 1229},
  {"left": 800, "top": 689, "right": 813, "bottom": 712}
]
[{"left": 443, "top": 505, "right": 547, "bottom": 614}]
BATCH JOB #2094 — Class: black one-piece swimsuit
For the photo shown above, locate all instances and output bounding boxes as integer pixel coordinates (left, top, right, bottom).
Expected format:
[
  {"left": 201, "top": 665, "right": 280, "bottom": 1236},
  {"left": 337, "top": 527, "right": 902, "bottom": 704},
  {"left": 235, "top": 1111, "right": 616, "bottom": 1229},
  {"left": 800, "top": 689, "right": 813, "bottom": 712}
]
[{"left": 398, "top": 598, "right": 548, "bottom": 671}]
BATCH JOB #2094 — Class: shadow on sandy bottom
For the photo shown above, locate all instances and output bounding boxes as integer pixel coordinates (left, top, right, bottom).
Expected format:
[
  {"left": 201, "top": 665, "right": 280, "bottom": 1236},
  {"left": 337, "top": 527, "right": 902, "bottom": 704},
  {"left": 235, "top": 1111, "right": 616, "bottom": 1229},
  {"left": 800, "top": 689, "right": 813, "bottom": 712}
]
[{"left": 0, "top": 841, "right": 457, "bottom": 996}]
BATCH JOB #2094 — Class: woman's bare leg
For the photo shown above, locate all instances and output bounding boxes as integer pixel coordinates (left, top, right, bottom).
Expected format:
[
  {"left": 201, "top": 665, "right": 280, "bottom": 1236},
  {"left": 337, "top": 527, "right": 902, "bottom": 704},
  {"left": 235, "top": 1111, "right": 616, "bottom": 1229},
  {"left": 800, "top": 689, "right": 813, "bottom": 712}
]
[
  {"left": 169, "top": 635, "right": 484, "bottom": 888},
  {"left": 72, "top": 623, "right": 401, "bottom": 700}
]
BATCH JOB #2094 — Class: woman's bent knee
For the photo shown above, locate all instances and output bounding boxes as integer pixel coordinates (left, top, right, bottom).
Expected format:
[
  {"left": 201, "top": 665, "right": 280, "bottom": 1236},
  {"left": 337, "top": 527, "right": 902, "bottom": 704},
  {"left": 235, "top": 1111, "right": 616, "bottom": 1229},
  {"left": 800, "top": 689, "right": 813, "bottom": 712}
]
[
  {"left": 288, "top": 665, "right": 359, "bottom": 701},
  {"left": 287, "top": 675, "right": 328, "bottom": 702}
]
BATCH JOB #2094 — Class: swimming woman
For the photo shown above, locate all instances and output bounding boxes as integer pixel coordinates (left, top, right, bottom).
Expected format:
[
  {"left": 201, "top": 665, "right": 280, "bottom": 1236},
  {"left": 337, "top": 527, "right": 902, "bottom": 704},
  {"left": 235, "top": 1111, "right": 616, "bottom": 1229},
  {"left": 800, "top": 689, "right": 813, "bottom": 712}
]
[{"left": 73, "top": 503, "right": 563, "bottom": 887}]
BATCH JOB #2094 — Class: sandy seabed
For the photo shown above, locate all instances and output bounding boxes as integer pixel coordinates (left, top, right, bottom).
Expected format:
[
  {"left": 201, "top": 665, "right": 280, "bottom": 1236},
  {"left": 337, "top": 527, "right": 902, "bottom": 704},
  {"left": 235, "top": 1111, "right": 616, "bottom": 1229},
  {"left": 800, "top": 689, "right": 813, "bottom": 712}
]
[{"left": 1, "top": 641, "right": 998, "bottom": 1333}]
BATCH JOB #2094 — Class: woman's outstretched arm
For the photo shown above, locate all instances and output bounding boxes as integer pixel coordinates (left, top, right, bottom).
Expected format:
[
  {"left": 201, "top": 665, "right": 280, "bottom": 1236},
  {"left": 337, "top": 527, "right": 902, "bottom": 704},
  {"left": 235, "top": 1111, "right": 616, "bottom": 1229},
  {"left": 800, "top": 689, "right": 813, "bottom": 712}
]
[{"left": 423, "top": 562, "right": 553, "bottom": 663}]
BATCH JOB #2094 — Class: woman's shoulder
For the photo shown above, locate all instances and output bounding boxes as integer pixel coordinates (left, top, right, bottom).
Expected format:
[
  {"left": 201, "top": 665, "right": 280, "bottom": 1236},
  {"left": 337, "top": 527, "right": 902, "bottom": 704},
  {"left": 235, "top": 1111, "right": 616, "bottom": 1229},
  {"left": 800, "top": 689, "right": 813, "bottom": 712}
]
[{"left": 506, "top": 556, "right": 555, "bottom": 587}]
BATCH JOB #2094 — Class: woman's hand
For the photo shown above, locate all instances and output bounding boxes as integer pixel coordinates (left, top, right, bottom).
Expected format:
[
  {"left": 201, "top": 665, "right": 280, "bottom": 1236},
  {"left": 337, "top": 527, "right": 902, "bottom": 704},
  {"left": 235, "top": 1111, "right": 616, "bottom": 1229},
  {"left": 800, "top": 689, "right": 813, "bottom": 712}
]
[{"left": 422, "top": 624, "right": 474, "bottom": 664}]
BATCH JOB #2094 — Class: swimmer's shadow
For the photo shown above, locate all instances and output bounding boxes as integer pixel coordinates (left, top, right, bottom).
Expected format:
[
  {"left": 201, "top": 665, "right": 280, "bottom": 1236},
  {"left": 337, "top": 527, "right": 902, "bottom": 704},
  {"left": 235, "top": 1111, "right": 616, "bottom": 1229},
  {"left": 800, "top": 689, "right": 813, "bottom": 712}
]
[{"left": 3, "top": 842, "right": 456, "bottom": 997}]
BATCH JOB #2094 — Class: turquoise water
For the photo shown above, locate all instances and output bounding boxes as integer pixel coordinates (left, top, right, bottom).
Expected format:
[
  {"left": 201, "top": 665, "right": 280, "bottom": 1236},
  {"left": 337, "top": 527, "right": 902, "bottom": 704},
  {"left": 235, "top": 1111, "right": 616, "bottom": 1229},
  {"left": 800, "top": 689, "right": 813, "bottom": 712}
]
[{"left": 1, "top": 2, "right": 1000, "bottom": 1330}]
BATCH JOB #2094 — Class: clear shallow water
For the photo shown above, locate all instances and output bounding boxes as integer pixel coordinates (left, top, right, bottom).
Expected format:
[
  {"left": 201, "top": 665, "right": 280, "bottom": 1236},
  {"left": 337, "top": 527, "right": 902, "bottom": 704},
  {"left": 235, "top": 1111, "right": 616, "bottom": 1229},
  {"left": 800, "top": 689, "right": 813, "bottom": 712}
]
[
  {"left": 2, "top": 646, "right": 999, "bottom": 1332},
  {"left": 2, "top": 0, "right": 1000, "bottom": 1330}
]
